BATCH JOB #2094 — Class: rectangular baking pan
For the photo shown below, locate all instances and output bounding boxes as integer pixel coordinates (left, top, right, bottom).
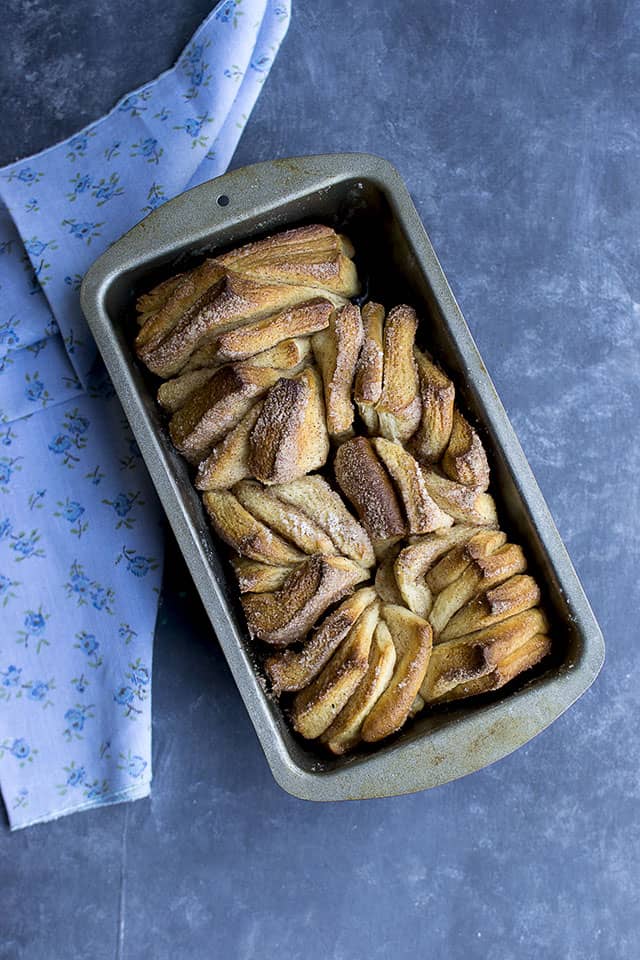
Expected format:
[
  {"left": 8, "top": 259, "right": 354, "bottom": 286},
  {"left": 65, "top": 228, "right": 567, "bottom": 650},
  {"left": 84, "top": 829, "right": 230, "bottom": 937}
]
[{"left": 81, "top": 154, "right": 604, "bottom": 800}]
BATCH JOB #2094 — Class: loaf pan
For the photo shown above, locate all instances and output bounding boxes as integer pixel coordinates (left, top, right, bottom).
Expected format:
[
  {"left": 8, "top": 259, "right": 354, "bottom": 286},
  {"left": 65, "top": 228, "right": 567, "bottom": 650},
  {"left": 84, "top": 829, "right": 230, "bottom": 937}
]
[{"left": 80, "top": 154, "right": 604, "bottom": 801}]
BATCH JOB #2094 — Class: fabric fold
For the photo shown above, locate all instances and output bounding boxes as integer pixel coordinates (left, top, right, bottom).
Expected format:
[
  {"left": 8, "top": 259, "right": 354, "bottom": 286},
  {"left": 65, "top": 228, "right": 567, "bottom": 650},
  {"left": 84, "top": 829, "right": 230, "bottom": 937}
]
[{"left": 0, "top": 0, "right": 291, "bottom": 830}]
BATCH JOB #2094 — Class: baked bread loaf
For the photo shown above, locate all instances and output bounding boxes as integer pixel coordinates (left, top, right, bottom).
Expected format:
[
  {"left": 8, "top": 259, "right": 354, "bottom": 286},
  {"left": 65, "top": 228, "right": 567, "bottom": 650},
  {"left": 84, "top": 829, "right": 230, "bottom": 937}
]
[{"left": 134, "top": 223, "right": 552, "bottom": 757}]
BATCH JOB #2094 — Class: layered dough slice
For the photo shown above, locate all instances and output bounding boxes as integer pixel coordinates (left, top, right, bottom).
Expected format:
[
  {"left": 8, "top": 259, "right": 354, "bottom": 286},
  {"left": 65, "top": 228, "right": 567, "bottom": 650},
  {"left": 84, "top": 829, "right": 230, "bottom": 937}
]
[
  {"left": 420, "top": 468, "right": 498, "bottom": 527},
  {"left": 230, "top": 558, "right": 294, "bottom": 594},
  {"left": 361, "top": 604, "right": 433, "bottom": 743},
  {"left": 441, "top": 410, "right": 490, "bottom": 490},
  {"left": 354, "top": 301, "right": 385, "bottom": 433},
  {"left": 195, "top": 402, "right": 263, "bottom": 491},
  {"left": 233, "top": 480, "right": 337, "bottom": 557},
  {"left": 214, "top": 298, "right": 334, "bottom": 362},
  {"left": 394, "top": 526, "right": 481, "bottom": 618},
  {"left": 371, "top": 437, "right": 453, "bottom": 534},
  {"left": 312, "top": 303, "right": 364, "bottom": 439},
  {"left": 439, "top": 574, "right": 541, "bottom": 641},
  {"left": 202, "top": 489, "right": 304, "bottom": 566},
  {"left": 411, "top": 349, "right": 455, "bottom": 463},
  {"left": 374, "top": 305, "right": 422, "bottom": 442},
  {"left": 265, "top": 587, "right": 377, "bottom": 694},
  {"left": 420, "top": 608, "right": 550, "bottom": 704},
  {"left": 248, "top": 367, "right": 329, "bottom": 484},
  {"left": 242, "top": 555, "right": 368, "bottom": 646}
]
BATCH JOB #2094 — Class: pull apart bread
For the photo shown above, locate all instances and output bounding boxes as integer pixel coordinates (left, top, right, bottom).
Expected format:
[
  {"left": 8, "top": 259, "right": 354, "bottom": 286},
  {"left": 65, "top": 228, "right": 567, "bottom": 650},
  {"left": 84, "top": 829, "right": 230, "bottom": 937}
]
[{"left": 134, "top": 224, "right": 553, "bottom": 756}]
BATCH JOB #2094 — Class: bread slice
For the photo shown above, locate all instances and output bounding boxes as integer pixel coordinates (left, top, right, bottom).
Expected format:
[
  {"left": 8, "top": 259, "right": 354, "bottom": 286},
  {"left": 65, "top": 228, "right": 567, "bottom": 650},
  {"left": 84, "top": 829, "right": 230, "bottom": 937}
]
[
  {"left": 354, "top": 301, "right": 385, "bottom": 433},
  {"left": 334, "top": 436, "right": 406, "bottom": 552},
  {"left": 291, "top": 602, "right": 378, "bottom": 738},
  {"left": 420, "top": 607, "right": 549, "bottom": 702},
  {"left": 135, "top": 259, "right": 224, "bottom": 352},
  {"left": 230, "top": 558, "right": 295, "bottom": 594},
  {"left": 374, "top": 552, "right": 404, "bottom": 604},
  {"left": 202, "top": 489, "right": 303, "bottom": 566},
  {"left": 136, "top": 272, "right": 185, "bottom": 327},
  {"left": 269, "top": 475, "right": 375, "bottom": 568},
  {"left": 361, "top": 604, "right": 433, "bottom": 742},
  {"left": 312, "top": 303, "right": 364, "bottom": 439},
  {"left": 371, "top": 437, "right": 454, "bottom": 534},
  {"left": 425, "top": 530, "right": 507, "bottom": 594},
  {"left": 195, "top": 402, "right": 263, "bottom": 491},
  {"left": 420, "top": 468, "right": 498, "bottom": 527},
  {"left": 393, "top": 526, "right": 481, "bottom": 618},
  {"left": 440, "top": 574, "right": 541, "bottom": 641},
  {"left": 214, "top": 298, "right": 335, "bottom": 362},
  {"left": 264, "top": 587, "right": 377, "bottom": 694},
  {"left": 442, "top": 410, "right": 490, "bottom": 490},
  {"left": 428, "top": 543, "right": 527, "bottom": 636},
  {"left": 248, "top": 367, "right": 329, "bottom": 484},
  {"left": 375, "top": 305, "right": 422, "bottom": 442},
  {"left": 233, "top": 480, "right": 337, "bottom": 556},
  {"left": 157, "top": 367, "right": 218, "bottom": 415},
  {"left": 241, "top": 555, "right": 368, "bottom": 646},
  {"left": 321, "top": 619, "right": 397, "bottom": 754},
  {"left": 410, "top": 349, "right": 455, "bottom": 463},
  {"left": 169, "top": 363, "right": 282, "bottom": 465}
]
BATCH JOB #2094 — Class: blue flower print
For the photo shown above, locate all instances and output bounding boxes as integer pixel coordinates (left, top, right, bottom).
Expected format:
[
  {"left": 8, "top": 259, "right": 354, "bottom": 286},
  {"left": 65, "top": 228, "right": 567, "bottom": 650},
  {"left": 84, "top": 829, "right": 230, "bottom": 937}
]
[
  {"left": 115, "top": 659, "right": 149, "bottom": 719},
  {"left": 130, "top": 137, "right": 163, "bottom": 165},
  {"left": 61, "top": 218, "right": 104, "bottom": 245},
  {"left": 0, "top": 456, "right": 22, "bottom": 492},
  {"left": 141, "top": 181, "right": 166, "bottom": 213},
  {"left": 17, "top": 605, "right": 50, "bottom": 652},
  {"left": 99, "top": 740, "right": 111, "bottom": 760},
  {"left": 72, "top": 673, "right": 90, "bottom": 694},
  {"left": 181, "top": 39, "right": 212, "bottom": 101},
  {"left": 49, "top": 408, "right": 89, "bottom": 467},
  {"left": 173, "top": 113, "right": 214, "bottom": 148},
  {"left": 102, "top": 491, "right": 143, "bottom": 529},
  {"left": 63, "top": 703, "right": 95, "bottom": 741},
  {"left": 153, "top": 107, "right": 170, "bottom": 122},
  {"left": 0, "top": 317, "right": 20, "bottom": 349},
  {"left": 73, "top": 629, "right": 103, "bottom": 669},
  {"left": 215, "top": 0, "right": 243, "bottom": 27},
  {"left": 24, "top": 371, "right": 51, "bottom": 407},
  {"left": 25, "top": 197, "right": 39, "bottom": 213},
  {"left": 10, "top": 530, "right": 46, "bottom": 562},
  {"left": 274, "top": 4, "right": 288, "bottom": 21},
  {"left": 48, "top": 433, "right": 72, "bottom": 454},
  {"left": 24, "top": 678, "right": 55, "bottom": 709},
  {"left": 116, "top": 546, "right": 159, "bottom": 578},
  {"left": 54, "top": 498, "right": 88, "bottom": 538},
  {"left": 118, "top": 89, "right": 151, "bottom": 117},
  {"left": 0, "top": 426, "right": 18, "bottom": 447},
  {"left": 114, "top": 685, "right": 134, "bottom": 706},
  {"left": 91, "top": 172, "right": 124, "bottom": 207},
  {"left": 223, "top": 64, "right": 244, "bottom": 82},
  {"left": 119, "top": 623, "right": 138, "bottom": 645},
  {"left": 64, "top": 274, "right": 83, "bottom": 291},
  {"left": 0, "top": 573, "right": 19, "bottom": 608},
  {"left": 129, "top": 664, "right": 149, "bottom": 688},
  {"left": 5, "top": 165, "right": 43, "bottom": 184},
  {"left": 104, "top": 140, "right": 121, "bottom": 161},
  {"left": 66, "top": 129, "right": 96, "bottom": 161},
  {"left": 67, "top": 765, "right": 85, "bottom": 787},
  {"left": 65, "top": 560, "right": 114, "bottom": 614},
  {"left": 24, "top": 236, "right": 57, "bottom": 257},
  {"left": 84, "top": 778, "right": 110, "bottom": 800},
  {"left": 1, "top": 665, "right": 21, "bottom": 687},
  {"left": 28, "top": 489, "right": 46, "bottom": 511},
  {"left": 0, "top": 737, "right": 36, "bottom": 766},
  {"left": 85, "top": 465, "right": 105, "bottom": 486},
  {"left": 66, "top": 411, "right": 89, "bottom": 436},
  {"left": 117, "top": 750, "right": 147, "bottom": 779},
  {"left": 67, "top": 172, "right": 93, "bottom": 202},
  {"left": 0, "top": 517, "right": 12, "bottom": 541},
  {"left": 250, "top": 55, "right": 271, "bottom": 73},
  {"left": 13, "top": 788, "right": 29, "bottom": 810}
]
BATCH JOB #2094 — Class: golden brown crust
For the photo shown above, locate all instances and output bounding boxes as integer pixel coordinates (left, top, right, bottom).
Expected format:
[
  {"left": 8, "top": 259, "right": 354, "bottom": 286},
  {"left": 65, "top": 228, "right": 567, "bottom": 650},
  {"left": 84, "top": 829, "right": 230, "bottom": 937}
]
[
  {"left": 135, "top": 259, "right": 224, "bottom": 352},
  {"left": 214, "top": 298, "right": 335, "bottom": 362},
  {"left": 312, "top": 304, "right": 364, "bottom": 439},
  {"left": 420, "top": 607, "right": 549, "bottom": 702},
  {"left": 442, "top": 410, "right": 490, "bottom": 490},
  {"left": 420, "top": 468, "right": 498, "bottom": 527},
  {"left": 428, "top": 543, "right": 527, "bottom": 637},
  {"left": 334, "top": 437, "right": 406, "bottom": 550},
  {"left": 440, "top": 574, "right": 541, "bottom": 641},
  {"left": 354, "top": 301, "right": 385, "bottom": 432},
  {"left": 195, "top": 402, "right": 263, "bottom": 491},
  {"left": 425, "top": 530, "right": 507, "bottom": 595},
  {"left": 269, "top": 475, "right": 375, "bottom": 568},
  {"left": 230, "top": 558, "right": 295, "bottom": 594},
  {"left": 136, "top": 272, "right": 185, "bottom": 326},
  {"left": 169, "top": 363, "right": 282, "bottom": 465},
  {"left": 201, "top": 489, "right": 304, "bottom": 566},
  {"left": 375, "top": 305, "right": 422, "bottom": 442},
  {"left": 233, "top": 480, "right": 337, "bottom": 556},
  {"left": 157, "top": 367, "right": 217, "bottom": 415},
  {"left": 393, "top": 525, "right": 481, "bottom": 618},
  {"left": 264, "top": 587, "right": 377, "bottom": 694},
  {"left": 248, "top": 367, "right": 329, "bottom": 484},
  {"left": 411, "top": 349, "right": 455, "bottom": 463},
  {"left": 374, "top": 551, "right": 404, "bottom": 605},
  {"left": 361, "top": 604, "right": 433, "bottom": 742},
  {"left": 371, "top": 437, "right": 454, "bottom": 534},
  {"left": 321, "top": 619, "right": 397, "bottom": 754},
  {"left": 242, "top": 555, "right": 368, "bottom": 646},
  {"left": 291, "top": 602, "right": 378, "bottom": 739}
]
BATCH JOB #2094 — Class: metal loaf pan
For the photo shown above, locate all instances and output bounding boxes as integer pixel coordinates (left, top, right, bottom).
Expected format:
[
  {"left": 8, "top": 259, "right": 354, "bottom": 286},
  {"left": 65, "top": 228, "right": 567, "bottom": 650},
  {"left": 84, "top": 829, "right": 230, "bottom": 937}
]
[{"left": 81, "top": 154, "right": 604, "bottom": 801}]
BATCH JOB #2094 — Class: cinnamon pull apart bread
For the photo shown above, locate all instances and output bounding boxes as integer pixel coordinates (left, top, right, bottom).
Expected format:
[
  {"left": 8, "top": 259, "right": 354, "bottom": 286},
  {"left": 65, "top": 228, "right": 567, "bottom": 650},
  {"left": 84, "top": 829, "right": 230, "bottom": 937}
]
[{"left": 134, "top": 223, "right": 553, "bottom": 757}]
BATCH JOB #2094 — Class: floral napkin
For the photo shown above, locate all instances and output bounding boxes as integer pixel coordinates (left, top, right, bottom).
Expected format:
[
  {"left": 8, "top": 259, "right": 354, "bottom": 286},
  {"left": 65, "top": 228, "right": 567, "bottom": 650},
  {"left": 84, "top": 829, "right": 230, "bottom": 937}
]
[{"left": 0, "top": 0, "right": 290, "bottom": 830}]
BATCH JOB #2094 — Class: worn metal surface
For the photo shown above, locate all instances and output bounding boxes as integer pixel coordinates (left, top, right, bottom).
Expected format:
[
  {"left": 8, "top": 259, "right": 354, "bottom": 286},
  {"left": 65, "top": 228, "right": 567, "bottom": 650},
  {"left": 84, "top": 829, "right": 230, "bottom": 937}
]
[{"left": 81, "top": 154, "right": 604, "bottom": 800}]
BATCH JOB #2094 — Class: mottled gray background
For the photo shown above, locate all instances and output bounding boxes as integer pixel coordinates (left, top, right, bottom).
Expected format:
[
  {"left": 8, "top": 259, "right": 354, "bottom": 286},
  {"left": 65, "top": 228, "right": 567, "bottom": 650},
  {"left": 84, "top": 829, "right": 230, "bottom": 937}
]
[{"left": 2, "top": 1, "right": 638, "bottom": 958}]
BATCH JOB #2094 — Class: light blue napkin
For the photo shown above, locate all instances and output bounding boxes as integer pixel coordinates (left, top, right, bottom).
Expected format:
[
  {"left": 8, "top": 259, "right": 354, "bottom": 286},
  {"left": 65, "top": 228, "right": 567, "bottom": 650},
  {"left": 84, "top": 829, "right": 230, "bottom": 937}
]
[{"left": 0, "top": 0, "right": 291, "bottom": 829}]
